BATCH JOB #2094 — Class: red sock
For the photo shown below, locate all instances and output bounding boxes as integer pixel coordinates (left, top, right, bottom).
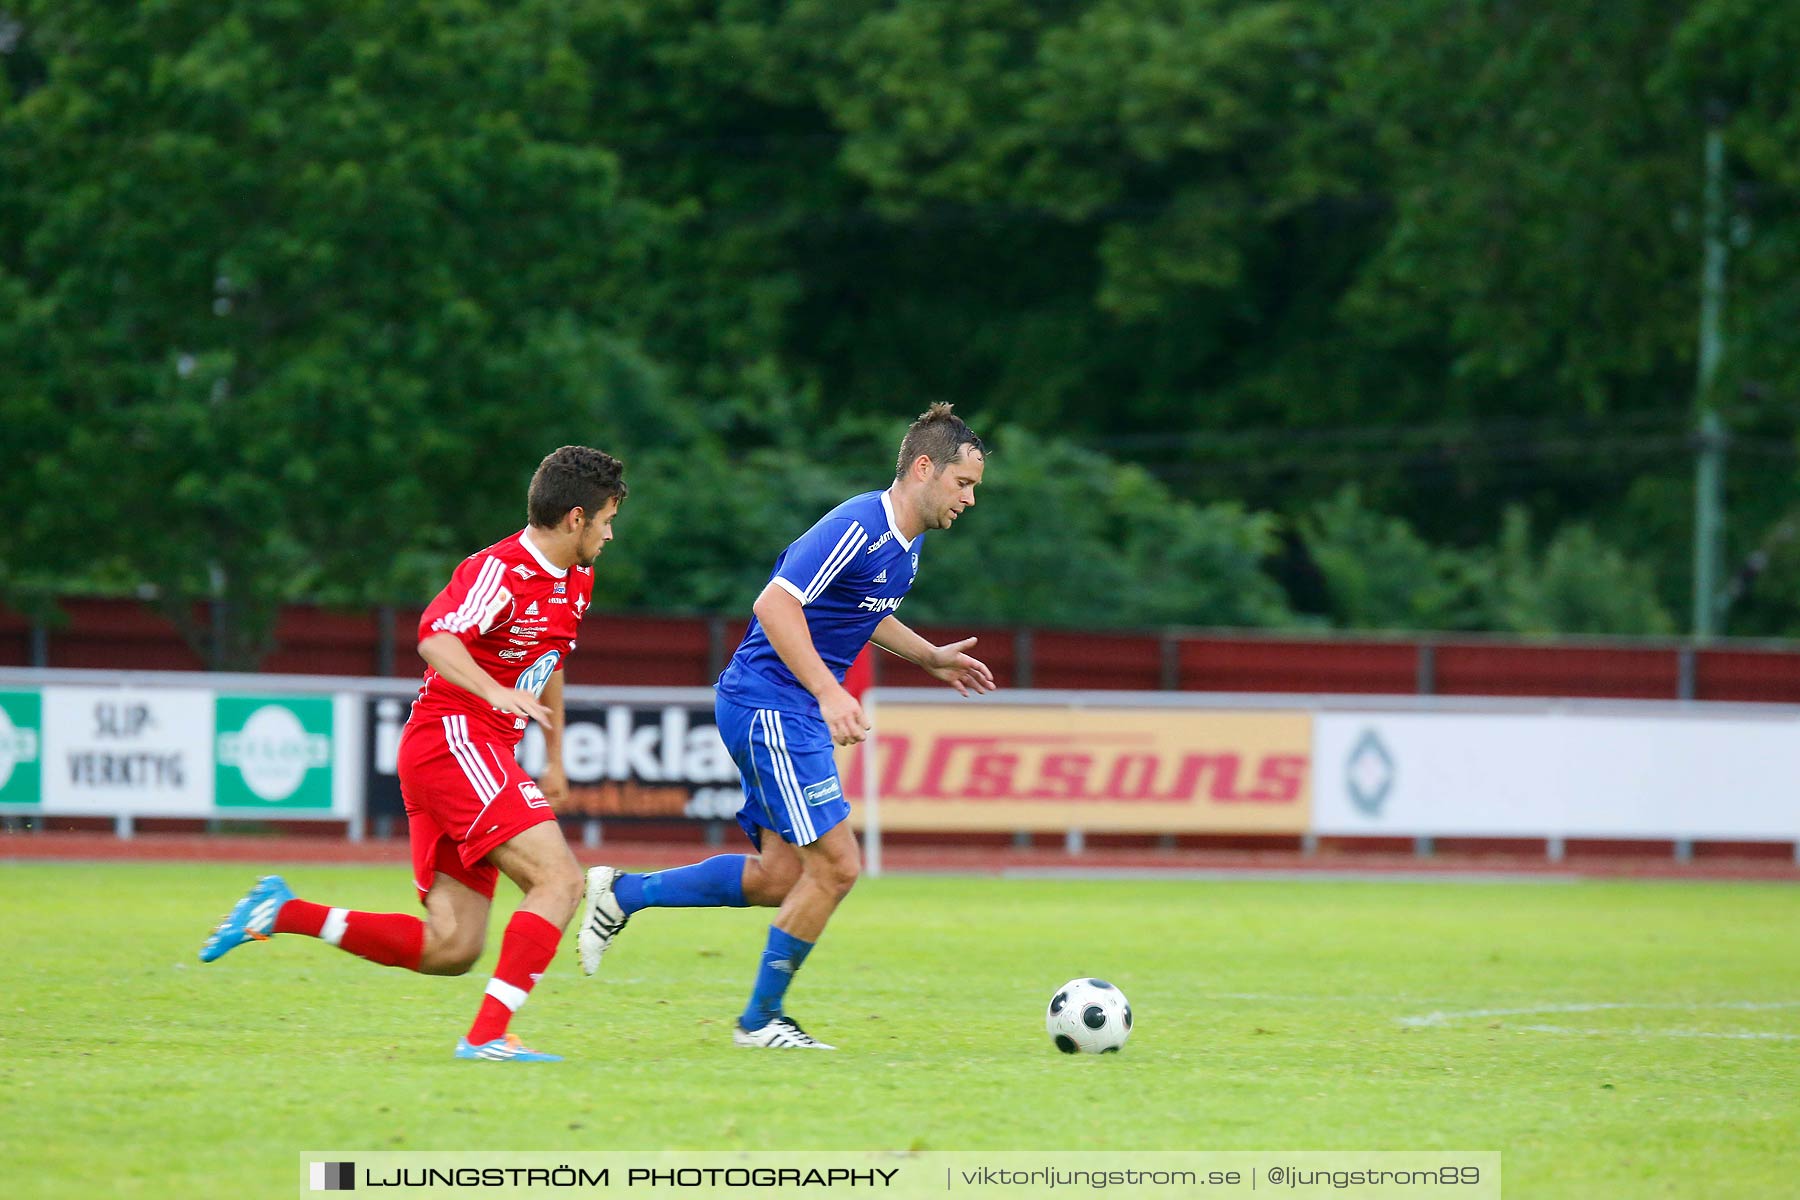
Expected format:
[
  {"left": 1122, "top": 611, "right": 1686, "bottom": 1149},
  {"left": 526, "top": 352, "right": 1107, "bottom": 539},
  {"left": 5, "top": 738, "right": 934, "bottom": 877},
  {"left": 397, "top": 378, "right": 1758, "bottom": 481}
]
[
  {"left": 274, "top": 898, "right": 425, "bottom": 971},
  {"left": 466, "top": 910, "right": 562, "bottom": 1045}
]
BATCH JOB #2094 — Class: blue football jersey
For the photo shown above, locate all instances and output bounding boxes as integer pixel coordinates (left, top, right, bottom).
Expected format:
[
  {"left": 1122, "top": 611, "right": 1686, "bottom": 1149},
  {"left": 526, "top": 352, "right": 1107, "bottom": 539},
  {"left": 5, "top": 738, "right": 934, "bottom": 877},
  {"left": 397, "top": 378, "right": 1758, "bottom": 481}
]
[{"left": 716, "top": 489, "right": 922, "bottom": 714}]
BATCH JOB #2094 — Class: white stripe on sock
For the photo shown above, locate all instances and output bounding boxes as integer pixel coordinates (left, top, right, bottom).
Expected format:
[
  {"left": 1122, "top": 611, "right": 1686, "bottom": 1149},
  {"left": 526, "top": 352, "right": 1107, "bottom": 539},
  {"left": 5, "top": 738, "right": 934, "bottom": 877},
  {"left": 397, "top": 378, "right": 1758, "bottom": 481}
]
[
  {"left": 485, "top": 977, "right": 530, "bottom": 1012},
  {"left": 320, "top": 908, "right": 350, "bottom": 947}
]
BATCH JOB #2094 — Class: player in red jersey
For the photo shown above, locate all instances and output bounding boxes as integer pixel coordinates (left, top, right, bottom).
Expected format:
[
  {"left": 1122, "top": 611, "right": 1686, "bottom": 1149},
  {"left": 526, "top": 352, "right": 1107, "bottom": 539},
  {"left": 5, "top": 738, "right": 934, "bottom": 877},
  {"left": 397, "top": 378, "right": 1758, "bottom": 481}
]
[{"left": 199, "top": 446, "right": 626, "bottom": 1062}]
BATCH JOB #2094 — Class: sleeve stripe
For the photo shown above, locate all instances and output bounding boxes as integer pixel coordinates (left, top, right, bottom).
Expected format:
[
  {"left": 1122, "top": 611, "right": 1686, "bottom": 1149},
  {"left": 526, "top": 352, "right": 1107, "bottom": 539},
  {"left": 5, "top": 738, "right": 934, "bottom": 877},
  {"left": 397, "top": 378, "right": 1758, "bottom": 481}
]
[
  {"left": 802, "top": 524, "right": 868, "bottom": 603},
  {"left": 431, "top": 556, "right": 505, "bottom": 635},
  {"left": 771, "top": 576, "right": 808, "bottom": 604},
  {"left": 434, "top": 556, "right": 504, "bottom": 634}
]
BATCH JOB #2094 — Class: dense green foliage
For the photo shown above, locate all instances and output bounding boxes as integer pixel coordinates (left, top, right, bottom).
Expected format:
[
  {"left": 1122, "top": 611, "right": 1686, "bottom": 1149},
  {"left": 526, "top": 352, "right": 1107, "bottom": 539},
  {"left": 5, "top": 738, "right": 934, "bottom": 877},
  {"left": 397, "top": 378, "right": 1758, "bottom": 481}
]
[
  {"left": 4, "top": 863, "right": 1797, "bottom": 1198},
  {"left": 3, "top": 2, "right": 1797, "bottom": 665}
]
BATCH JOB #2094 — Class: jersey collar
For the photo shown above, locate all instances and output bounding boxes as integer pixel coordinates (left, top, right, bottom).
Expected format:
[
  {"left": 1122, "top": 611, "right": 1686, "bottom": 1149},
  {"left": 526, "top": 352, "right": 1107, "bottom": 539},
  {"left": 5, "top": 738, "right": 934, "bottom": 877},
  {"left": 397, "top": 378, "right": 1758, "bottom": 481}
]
[
  {"left": 880, "top": 490, "right": 915, "bottom": 552},
  {"left": 518, "top": 527, "right": 568, "bottom": 578}
]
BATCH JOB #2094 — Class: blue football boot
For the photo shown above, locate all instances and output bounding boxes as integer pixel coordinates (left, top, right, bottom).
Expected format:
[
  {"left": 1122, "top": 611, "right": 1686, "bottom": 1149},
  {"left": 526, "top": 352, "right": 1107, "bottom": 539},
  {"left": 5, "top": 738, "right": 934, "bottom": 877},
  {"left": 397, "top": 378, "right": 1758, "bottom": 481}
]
[
  {"left": 454, "top": 1034, "right": 564, "bottom": 1063},
  {"left": 199, "top": 875, "right": 294, "bottom": 962}
]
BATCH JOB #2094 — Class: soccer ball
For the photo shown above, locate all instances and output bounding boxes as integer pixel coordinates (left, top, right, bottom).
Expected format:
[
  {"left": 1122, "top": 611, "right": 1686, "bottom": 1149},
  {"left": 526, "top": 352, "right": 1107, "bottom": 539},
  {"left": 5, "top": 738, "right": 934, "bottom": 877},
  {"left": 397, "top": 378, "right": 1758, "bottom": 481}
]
[{"left": 1046, "top": 977, "right": 1132, "bottom": 1054}]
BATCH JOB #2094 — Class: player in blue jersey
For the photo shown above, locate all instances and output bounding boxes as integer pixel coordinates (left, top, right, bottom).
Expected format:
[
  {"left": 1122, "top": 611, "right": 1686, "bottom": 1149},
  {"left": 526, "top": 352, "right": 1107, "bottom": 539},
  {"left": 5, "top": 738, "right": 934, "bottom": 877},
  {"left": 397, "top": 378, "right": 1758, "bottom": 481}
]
[{"left": 574, "top": 403, "right": 996, "bottom": 1048}]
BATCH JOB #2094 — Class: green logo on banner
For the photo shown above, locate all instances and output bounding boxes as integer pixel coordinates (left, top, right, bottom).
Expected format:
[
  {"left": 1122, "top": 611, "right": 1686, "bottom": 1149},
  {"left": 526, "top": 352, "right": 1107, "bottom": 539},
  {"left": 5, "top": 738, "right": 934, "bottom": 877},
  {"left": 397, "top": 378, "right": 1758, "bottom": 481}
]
[
  {"left": 0, "top": 691, "right": 43, "bottom": 806},
  {"left": 215, "top": 696, "right": 333, "bottom": 809}
]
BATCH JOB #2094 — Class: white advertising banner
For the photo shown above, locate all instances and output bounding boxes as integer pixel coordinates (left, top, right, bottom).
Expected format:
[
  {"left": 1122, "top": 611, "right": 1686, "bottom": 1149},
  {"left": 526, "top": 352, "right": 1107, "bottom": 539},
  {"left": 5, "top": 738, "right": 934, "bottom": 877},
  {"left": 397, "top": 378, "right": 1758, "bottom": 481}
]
[
  {"left": 1313, "top": 711, "right": 1800, "bottom": 839},
  {"left": 40, "top": 687, "right": 216, "bottom": 815}
]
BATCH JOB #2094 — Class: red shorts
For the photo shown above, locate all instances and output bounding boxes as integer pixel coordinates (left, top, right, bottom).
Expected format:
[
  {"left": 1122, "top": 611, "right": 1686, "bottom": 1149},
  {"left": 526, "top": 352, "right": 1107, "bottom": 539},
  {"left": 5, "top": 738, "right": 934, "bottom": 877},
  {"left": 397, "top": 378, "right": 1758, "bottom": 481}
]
[{"left": 398, "top": 715, "right": 557, "bottom": 902}]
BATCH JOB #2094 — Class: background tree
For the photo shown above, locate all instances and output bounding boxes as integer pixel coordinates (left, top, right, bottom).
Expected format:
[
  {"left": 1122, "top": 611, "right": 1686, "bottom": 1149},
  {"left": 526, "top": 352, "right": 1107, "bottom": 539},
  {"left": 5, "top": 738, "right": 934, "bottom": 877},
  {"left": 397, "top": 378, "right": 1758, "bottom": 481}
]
[
  {"left": 0, "top": 1, "right": 674, "bottom": 665},
  {"left": 4, "top": 0, "right": 1798, "bottom": 659}
]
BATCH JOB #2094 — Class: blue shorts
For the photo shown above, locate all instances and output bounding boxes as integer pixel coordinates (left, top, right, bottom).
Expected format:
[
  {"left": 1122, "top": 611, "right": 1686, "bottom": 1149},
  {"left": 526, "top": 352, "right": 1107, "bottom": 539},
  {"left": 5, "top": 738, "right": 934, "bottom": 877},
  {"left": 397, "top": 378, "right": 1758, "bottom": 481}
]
[{"left": 715, "top": 695, "right": 850, "bottom": 849}]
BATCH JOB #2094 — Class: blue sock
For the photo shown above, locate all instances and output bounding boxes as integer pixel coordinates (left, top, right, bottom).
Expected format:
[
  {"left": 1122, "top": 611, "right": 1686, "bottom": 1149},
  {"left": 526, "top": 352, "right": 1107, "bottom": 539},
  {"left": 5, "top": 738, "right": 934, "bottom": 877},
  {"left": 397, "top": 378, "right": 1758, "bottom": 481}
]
[
  {"left": 613, "top": 855, "right": 748, "bottom": 916},
  {"left": 740, "top": 925, "right": 814, "bottom": 1031}
]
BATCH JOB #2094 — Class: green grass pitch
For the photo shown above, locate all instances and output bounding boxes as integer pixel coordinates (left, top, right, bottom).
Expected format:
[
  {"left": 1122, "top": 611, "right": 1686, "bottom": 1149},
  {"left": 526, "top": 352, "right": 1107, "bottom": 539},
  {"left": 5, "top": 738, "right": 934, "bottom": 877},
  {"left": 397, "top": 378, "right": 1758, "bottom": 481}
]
[{"left": 1, "top": 862, "right": 1795, "bottom": 1198}]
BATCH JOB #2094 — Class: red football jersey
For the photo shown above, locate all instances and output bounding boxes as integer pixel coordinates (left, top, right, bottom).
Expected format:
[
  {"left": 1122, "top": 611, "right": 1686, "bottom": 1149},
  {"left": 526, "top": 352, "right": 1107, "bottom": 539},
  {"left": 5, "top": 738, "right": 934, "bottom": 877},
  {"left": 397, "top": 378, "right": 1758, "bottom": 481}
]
[{"left": 408, "top": 528, "right": 595, "bottom": 746}]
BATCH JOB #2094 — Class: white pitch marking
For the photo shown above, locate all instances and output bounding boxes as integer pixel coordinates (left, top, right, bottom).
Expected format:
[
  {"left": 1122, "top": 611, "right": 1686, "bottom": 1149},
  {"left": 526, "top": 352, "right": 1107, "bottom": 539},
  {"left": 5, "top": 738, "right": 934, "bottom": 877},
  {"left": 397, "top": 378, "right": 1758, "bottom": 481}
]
[
  {"left": 1400, "top": 1000, "right": 1800, "bottom": 1028},
  {"left": 1214, "top": 992, "right": 1436, "bottom": 1004},
  {"left": 1513, "top": 1024, "right": 1798, "bottom": 1041},
  {"left": 1399, "top": 1000, "right": 1800, "bottom": 1041}
]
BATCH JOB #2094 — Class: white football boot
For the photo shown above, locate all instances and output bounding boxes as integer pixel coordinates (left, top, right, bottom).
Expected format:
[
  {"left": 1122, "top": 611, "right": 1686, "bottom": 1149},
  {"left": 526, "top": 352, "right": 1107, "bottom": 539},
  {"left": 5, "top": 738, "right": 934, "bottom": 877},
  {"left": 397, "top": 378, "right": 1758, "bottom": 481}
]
[
  {"left": 576, "top": 865, "right": 630, "bottom": 976},
  {"left": 733, "top": 1016, "right": 836, "bottom": 1050}
]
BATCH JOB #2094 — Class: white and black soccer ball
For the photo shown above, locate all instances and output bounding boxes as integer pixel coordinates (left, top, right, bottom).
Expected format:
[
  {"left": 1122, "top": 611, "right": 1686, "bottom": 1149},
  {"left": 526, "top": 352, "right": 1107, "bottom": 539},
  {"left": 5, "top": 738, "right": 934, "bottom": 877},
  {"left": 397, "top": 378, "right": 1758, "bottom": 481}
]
[{"left": 1046, "top": 977, "right": 1132, "bottom": 1054}]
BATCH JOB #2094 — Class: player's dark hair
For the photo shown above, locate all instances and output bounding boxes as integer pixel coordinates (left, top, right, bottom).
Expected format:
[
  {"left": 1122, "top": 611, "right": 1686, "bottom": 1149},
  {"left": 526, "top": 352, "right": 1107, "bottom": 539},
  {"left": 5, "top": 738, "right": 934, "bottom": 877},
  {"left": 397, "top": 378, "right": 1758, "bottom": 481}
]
[
  {"left": 528, "top": 445, "right": 628, "bottom": 528},
  {"left": 894, "top": 403, "right": 984, "bottom": 479}
]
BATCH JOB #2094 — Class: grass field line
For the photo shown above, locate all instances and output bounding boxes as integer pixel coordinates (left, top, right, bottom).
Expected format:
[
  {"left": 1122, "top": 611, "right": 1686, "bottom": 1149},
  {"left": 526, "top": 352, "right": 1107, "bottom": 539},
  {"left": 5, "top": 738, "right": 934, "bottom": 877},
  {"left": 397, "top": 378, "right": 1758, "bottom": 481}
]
[
  {"left": 1513, "top": 1025, "right": 1799, "bottom": 1040},
  {"left": 1214, "top": 990, "right": 1443, "bottom": 1003},
  {"left": 1399, "top": 999, "right": 1800, "bottom": 1024},
  {"left": 1217, "top": 993, "right": 1800, "bottom": 1042},
  {"left": 1399, "top": 1000, "right": 1800, "bottom": 1041}
]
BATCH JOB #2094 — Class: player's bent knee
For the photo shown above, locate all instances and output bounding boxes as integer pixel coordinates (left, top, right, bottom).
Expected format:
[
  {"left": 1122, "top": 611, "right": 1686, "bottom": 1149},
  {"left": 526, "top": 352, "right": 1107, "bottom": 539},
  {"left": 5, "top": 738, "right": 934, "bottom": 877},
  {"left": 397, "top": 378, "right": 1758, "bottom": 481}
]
[
  {"left": 441, "top": 950, "right": 482, "bottom": 977},
  {"left": 543, "top": 865, "right": 585, "bottom": 927},
  {"left": 834, "top": 842, "right": 863, "bottom": 887},
  {"left": 420, "top": 934, "right": 483, "bottom": 976},
  {"left": 805, "top": 854, "right": 859, "bottom": 900}
]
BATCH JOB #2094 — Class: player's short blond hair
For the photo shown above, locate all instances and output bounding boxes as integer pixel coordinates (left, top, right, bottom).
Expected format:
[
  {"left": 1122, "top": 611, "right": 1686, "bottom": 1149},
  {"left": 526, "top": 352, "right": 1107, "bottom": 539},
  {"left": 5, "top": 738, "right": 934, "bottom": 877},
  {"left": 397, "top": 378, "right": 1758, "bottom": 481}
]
[{"left": 895, "top": 403, "right": 984, "bottom": 480}]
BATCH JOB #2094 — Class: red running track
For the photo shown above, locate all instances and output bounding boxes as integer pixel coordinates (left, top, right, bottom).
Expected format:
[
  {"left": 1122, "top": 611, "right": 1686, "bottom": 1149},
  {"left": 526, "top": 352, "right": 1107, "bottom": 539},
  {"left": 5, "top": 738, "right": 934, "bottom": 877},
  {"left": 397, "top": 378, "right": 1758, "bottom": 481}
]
[{"left": 1, "top": 832, "right": 1796, "bottom": 882}]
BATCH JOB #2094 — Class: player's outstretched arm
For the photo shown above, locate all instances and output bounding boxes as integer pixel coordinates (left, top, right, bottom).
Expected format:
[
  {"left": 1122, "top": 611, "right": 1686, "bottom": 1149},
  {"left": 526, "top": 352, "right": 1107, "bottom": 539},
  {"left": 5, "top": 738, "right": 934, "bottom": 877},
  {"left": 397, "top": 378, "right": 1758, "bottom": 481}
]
[
  {"left": 753, "top": 582, "right": 870, "bottom": 746},
  {"left": 871, "top": 616, "right": 998, "bottom": 698},
  {"left": 418, "top": 633, "right": 553, "bottom": 729}
]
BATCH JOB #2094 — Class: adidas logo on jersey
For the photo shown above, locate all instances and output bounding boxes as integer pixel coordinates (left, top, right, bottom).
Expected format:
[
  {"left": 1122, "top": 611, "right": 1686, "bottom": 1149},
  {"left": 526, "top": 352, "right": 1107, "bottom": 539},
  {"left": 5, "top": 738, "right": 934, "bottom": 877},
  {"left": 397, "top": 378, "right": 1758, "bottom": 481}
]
[
  {"left": 524, "top": 601, "right": 539, "bottom": 615},
  {"left": 873, "top": 569, "right": 888, "bottom": 584}
]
